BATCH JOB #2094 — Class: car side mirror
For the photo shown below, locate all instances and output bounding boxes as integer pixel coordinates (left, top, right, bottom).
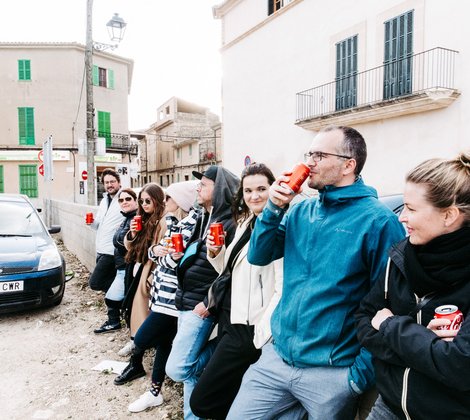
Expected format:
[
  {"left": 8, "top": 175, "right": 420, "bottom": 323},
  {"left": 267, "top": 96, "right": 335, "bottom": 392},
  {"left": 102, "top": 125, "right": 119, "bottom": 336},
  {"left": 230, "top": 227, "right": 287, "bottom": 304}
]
[{"left": 48, "top": 225, "right": 61, "bottom": 234}]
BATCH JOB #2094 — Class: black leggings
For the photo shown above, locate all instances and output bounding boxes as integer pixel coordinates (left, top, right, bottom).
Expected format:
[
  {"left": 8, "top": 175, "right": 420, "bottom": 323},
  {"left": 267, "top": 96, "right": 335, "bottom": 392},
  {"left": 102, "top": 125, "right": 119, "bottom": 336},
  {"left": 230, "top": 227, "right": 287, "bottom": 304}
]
[
  {"left": 134, "top": 311, "right": 178, "bottom": 384},
  {"left": 190, "top": 309, "right": 261, "bottom": 419}
]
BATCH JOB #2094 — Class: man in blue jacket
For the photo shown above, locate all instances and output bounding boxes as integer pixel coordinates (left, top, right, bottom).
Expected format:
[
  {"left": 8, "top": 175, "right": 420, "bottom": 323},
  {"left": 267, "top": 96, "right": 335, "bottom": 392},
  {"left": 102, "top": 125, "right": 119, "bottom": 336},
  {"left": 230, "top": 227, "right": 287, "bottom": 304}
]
[{"left": 227, "top": 126, "right": 405, "bottom": 419}]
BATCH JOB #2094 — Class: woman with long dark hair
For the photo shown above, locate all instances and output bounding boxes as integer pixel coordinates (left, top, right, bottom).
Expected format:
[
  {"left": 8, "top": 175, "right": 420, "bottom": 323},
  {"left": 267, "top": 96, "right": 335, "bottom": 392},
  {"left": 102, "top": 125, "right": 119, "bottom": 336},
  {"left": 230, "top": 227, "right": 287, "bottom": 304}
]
[
  {"left": 190, "top": 163, "right": 284, "bottom": 419},
  {"left": 121, "top": 183, "right": 166, "bottom": 348},
  {"left": 356, "top": 153, "right": 470, "bottom": 419}
]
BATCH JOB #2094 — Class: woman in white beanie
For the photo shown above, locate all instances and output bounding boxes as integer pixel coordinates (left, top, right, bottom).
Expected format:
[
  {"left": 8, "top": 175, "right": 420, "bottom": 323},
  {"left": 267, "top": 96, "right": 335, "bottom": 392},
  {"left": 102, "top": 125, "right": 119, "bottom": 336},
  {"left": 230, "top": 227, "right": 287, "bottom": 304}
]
[{"left": 116, "top": 180, "right": 200, "bottom": 413}]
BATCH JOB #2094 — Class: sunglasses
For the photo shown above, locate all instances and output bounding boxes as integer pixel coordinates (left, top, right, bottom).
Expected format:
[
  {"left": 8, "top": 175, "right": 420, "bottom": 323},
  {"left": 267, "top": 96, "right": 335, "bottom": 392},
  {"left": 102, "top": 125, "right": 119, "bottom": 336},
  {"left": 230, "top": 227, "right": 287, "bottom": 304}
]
[
  {"left": 118, "top": 196, "right": 134, "bottom": 203},
  {"left": 138, "top": 198, "right": 153, "bottom": 205},
  {"left": 165, "top": 196, "right": 172, "bottom": 202}
]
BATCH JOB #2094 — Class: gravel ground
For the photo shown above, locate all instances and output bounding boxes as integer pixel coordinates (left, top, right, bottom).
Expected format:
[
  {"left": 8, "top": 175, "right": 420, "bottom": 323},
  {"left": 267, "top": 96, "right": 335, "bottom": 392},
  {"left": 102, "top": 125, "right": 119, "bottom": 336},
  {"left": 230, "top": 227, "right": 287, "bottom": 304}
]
[{"left": 0, "top": 238, "right": 183, "bottom": 420}]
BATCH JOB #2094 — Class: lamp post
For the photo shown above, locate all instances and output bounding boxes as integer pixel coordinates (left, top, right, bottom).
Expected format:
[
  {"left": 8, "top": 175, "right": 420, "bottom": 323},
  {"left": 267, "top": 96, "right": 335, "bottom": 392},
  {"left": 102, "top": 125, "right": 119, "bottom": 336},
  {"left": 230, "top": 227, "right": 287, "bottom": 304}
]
[{"left": 85, "top": 0, "right": 126, "bottom": 205}]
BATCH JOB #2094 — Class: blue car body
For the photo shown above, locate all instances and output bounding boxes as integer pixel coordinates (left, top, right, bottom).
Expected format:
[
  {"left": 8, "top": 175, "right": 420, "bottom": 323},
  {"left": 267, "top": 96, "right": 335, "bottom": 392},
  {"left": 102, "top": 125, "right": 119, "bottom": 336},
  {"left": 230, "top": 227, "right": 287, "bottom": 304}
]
[{"left": 0, "top": 194, "right": 65, "bottom": 314}]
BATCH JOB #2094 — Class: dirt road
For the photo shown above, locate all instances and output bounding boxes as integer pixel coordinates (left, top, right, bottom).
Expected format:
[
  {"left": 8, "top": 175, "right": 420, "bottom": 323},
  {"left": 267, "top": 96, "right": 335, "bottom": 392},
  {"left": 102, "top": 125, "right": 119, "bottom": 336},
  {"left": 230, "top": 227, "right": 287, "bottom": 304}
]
[{"left": 0, "top": 239, "right": 183, "bottom": 420}]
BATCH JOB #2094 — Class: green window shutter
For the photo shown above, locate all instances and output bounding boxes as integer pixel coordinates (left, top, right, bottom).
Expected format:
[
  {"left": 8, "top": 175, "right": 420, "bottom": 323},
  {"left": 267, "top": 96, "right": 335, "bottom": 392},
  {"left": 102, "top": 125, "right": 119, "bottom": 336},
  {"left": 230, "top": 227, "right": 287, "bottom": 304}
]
[
  {"left": 18, "top": 107, "right": 35, "bottom": 145},
  {"left": 18, "top": 60, "right": 31, "bottom": 80},
  {"left": 0, "top": 166, "right": 4, "bottom": 193},
  {"left": 384, "top": 10, "right": 414, "bottom": 99},
  {"left": 98, "top": 111, "right": 111, "bottom": 146},
  {"left": 93, "top": 65, "right": 99, "bottom": 86},
  {"left": 335, "top": 35, "right": 358, "bottom": 111},
  {"left": 19, "top": 165, "right": 38, "bottom": 198},
  {"left": 189, "top": 144, "right": 193, "bottom": 156},
  {"left": 108, "top": 69, "right": 115, "bottom": 89}
]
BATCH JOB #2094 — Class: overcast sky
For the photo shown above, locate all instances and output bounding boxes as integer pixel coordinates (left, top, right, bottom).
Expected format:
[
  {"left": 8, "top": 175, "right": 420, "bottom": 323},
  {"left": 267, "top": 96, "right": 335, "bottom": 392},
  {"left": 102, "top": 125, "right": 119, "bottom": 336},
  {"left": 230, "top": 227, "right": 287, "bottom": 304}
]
[{"left": 1, "top": 0, "right": 223, "bottom": 130}]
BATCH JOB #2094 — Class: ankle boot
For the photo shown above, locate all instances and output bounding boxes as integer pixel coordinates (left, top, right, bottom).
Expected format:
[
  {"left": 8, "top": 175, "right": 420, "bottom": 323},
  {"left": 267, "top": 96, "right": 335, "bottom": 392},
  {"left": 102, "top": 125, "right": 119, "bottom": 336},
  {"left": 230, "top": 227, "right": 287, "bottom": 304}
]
[{"left": 114, "top": 350, "right": 146, "bottom": 385}]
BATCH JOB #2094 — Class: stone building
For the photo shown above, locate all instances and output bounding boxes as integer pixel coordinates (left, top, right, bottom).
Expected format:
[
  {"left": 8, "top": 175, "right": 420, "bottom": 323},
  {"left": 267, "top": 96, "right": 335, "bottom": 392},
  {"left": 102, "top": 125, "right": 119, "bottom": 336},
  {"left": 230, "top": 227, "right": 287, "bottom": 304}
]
[{"left": 138, "top": 97, "right": 221, "bottom": 187}]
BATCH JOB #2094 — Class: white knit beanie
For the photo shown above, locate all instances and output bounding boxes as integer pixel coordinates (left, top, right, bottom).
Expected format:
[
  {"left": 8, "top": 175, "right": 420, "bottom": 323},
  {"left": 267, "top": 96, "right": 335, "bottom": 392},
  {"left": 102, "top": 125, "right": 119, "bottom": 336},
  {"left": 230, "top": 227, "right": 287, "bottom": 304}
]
[{"left": 165, "top": 180, "right": 198, "bottom": 213}]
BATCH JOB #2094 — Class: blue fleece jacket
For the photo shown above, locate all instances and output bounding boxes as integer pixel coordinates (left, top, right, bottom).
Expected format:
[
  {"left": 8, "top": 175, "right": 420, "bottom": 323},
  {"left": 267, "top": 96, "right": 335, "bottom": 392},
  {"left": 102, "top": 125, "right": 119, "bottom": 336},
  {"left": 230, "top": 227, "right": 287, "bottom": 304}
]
[{"left": 247, "top": 178, "right": 405, "bottom": 392}]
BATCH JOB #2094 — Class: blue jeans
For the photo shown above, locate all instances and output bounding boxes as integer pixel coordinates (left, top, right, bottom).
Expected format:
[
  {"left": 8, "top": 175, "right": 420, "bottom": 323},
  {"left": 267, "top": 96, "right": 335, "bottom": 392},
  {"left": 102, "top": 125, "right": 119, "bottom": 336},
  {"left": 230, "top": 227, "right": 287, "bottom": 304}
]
[
  {"left": 165, "top": 310, "right": 216, "bottom": 420},
  {"left": 105, "top": 269, "right": 126, "bottom": 301},
  {"left": 227, "top": 343, "right": 359, "bottom": 420},
  {"left": 366, "top": 395, "right": 401, "bottom": 420}
]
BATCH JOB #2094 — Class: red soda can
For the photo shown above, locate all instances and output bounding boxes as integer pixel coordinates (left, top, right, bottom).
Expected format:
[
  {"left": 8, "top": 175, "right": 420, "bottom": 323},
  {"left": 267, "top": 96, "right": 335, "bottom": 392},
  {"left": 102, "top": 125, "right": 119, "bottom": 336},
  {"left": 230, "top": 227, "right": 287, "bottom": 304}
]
[
  {"left": 85, "top": 212, "right": 94, "bottom": 224},
  {"left": 209, "top": 223, "right": 225, "bottom": 247},
  {"left": 133, "top": 215, "right": 142, "bottom": 232},
  {"left": 434, "top": 305, "right": 464, "bottom": 330},
  {"left": 285, "top": 163, "right": 310, "bottom": 194},
  {"left": 171, "top": 233, "right": 184, "bottom": 253}
]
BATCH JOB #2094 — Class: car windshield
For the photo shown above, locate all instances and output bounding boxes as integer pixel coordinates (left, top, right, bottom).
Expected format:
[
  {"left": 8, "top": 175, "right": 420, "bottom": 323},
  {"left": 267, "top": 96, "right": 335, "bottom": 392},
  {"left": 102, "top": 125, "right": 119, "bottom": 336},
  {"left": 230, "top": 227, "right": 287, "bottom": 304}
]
[{"left": 0, "top": 201, "right": 45, "bottom": 236}]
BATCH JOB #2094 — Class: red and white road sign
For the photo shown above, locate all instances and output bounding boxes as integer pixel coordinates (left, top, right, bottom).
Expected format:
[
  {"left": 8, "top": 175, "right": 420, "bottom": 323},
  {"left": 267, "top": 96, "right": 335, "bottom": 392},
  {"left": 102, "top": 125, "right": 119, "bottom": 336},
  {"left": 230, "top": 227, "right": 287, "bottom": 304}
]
[
  {"left": 38, "top": 150, "right": 44, "bottom": 162},
  {"left": 81, "top": 170, "right": 88, "bottom": 181},
  {"left": 38, "top": 164, "right": 44, "bottom": 176}
]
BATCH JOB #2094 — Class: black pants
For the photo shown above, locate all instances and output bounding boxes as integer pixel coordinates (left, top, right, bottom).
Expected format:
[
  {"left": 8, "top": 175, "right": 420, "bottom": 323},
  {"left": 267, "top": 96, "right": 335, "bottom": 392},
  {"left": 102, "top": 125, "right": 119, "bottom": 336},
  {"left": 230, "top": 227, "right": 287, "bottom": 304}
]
[
  {"left": 88, "top": 253, "right": 116, "bottom": 292},
  {"left": 134, "top": 311, "right": 178, "bottom": 384},
  {"left": 190, "top": 309, "right": 261, "bottom": 420}
]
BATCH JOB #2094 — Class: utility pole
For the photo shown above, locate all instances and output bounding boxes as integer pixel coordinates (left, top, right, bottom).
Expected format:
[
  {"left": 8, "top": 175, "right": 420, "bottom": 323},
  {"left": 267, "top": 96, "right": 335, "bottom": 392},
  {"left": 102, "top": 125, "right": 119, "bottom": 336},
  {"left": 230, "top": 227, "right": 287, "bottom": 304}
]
[{"left": 85, "top": 0, "right": 95, "bottom": 205}]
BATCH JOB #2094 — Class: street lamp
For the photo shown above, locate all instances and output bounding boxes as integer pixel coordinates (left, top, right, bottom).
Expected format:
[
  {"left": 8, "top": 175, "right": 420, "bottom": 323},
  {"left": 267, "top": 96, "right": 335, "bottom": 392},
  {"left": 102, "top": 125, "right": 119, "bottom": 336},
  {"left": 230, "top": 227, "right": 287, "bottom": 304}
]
[{"left": 85, "top": 0, "right": 126, "bottom": 205}]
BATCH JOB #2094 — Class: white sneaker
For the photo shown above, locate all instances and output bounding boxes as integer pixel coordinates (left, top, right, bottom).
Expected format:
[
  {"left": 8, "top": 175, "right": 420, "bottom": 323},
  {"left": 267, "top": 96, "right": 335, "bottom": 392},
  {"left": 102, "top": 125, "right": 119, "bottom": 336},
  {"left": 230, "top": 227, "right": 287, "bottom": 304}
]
[
  {"left": 118, "top": 340, "right": 135, "bottom": 357},
  {"left": 128, "top": 391, "right": 163, "bottom": 413}
]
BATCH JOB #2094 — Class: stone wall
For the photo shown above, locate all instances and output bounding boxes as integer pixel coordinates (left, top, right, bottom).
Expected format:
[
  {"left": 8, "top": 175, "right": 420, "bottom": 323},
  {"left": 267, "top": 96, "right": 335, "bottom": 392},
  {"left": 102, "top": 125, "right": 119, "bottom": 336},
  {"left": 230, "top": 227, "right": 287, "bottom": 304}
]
[{"left": 47, "top": 199, "right": 98, "bottom": 272}]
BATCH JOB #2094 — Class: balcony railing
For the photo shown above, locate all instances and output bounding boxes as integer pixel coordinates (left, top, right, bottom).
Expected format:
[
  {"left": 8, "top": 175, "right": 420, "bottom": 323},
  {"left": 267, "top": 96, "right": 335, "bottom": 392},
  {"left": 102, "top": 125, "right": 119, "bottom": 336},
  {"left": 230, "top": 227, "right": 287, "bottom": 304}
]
[
  {"left": 296, "top": 47, "right": 458, "bottom": 123},
  {"left": 95, "top": 131, "right": 136, "bottom": 153}
]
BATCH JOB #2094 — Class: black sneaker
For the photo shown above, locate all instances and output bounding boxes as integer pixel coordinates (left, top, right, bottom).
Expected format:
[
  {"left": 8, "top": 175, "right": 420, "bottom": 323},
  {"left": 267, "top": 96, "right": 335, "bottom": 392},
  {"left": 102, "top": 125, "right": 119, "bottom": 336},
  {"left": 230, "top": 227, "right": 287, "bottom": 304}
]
[{"left": 93, "top": 320, "right": 121, "bottom": 334}]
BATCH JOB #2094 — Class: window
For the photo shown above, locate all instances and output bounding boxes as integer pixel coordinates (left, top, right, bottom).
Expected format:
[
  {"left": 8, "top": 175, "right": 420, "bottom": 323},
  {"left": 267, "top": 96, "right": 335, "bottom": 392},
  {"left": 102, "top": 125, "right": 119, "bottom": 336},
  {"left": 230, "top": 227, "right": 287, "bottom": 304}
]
[
  {"left": 165, "top": 106, "right": 170, "bottom": 115},
  {"left": 189, "top": 144, "right": 193, "bottom": 156},
  {"left": 18, "top": 60, "right": 31, "bottom": 81},
  {"left": 97, "top": 111, "right": 111, "bottom": 146},
  {"left": 93, "top": 66, "right": 114, "bottom": 89},
  {"left": 166, "top": 175, "right": 170, "bottom": 186},
  {"left": 384, "top": 10, "right": 414, "bottom": 99},
  {"left": 268, "top": 0, "right": 293, "bottom": 15},
  {"left": 335, "top": 35, "right": 358, "bottom": 111},
  {"left": 177, "top": 173, "right": 180, "bottom": 182},
  {"left": 160, "top": 176, "right": 163, "bottom": 185},
  {"left": 176, "top": 148, "right": 181, "bottom": 159},
  {"left": 18, "top": 107, "right": 35, "bottom": 145},
  {"left": 19, "top": 165, "right": 38, "bottom": 198},
  {"left": 0, "top": 166, "right": 4, "bottom": 193},
  {"left": 166, "top": 150, "right": 170, "bottom": 162}
]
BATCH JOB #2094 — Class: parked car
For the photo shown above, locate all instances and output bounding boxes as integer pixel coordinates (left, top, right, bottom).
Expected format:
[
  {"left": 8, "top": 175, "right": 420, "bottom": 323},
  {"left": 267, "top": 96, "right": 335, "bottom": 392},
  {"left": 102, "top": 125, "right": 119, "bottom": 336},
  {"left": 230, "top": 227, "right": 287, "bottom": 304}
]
[
  {"left": 379, "top": 193, "right": 404, "bottom": 216},
  {"left": 0, "top": 194, "right": 65, "bottom": 314}
]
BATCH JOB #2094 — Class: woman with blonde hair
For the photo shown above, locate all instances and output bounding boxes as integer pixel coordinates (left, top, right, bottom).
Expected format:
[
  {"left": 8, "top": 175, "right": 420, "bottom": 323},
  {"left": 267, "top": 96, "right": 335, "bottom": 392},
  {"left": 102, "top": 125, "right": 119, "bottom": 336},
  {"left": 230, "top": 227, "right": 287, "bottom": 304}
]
[{"left": 356, "top": 152, "right": 470, "bottom": 419}]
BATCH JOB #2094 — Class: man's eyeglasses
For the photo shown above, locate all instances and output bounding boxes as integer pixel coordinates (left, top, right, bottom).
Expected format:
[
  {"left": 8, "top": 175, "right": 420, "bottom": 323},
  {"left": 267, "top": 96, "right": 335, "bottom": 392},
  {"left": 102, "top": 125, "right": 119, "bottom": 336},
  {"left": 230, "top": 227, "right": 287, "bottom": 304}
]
[
  {"left": 118, "top": 196, "right": 134, "bottom": 203},
  {"left": 304, "top": 151, "right": 352, "bottom": 163},
  {"left": 138, "top": 198, "right": 152, "bottom": 205}
]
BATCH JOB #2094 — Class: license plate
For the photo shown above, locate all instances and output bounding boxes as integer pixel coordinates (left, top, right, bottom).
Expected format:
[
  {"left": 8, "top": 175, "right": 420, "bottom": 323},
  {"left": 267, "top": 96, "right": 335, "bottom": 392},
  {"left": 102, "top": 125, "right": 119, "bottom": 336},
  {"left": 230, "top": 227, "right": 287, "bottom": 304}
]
[{"left": 0, "top": 281, "right": 24, "bottom": 293}]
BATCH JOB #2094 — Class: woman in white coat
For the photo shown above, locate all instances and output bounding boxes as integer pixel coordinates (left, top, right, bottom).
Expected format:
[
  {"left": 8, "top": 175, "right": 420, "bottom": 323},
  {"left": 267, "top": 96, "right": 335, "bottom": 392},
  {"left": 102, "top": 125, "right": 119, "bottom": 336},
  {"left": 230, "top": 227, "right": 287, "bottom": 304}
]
[{"left": 190, "top": 163, "right": 283, "bottom": 420}]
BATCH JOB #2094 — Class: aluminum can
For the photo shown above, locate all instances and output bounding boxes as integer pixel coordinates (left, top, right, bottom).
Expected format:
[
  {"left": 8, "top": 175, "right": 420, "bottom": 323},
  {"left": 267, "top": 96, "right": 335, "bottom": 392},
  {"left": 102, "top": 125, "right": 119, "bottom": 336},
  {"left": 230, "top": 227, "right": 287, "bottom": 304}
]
[
  {"left": 286, "top": 163, "right": 310, "bottom": 194},
  {"left": 171, "top": 233, "right": 184, "bottom": 253},
  {"left": 209, "top": 222, "right": 225, "bottom": 246},
  {"left": 162, "top": 237, "right": 172, "bottom": 249},
  {"left": 85, "top": 212, "right": 94, "bottom": 225},
  {"left": 434, "top": 304, "right": 464, "bottom": 330},
  {"left": 133, "top": 215, "right": 142, "bottom": 232}
]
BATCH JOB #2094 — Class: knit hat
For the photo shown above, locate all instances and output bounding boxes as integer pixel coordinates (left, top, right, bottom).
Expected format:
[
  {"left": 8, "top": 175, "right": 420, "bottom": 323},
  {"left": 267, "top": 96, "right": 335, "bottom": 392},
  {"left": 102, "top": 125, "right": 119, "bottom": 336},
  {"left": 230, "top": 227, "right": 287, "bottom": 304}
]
[{"left": 165, "top": 180, "right": 198, "bottom": 213}]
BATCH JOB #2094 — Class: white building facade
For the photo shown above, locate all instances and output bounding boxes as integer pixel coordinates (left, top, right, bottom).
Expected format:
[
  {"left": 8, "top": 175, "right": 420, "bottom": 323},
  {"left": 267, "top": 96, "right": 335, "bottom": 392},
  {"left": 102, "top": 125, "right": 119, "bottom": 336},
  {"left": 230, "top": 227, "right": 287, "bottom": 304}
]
[{"left": 213, "top": 0, "right": 469, "bottom": 194}]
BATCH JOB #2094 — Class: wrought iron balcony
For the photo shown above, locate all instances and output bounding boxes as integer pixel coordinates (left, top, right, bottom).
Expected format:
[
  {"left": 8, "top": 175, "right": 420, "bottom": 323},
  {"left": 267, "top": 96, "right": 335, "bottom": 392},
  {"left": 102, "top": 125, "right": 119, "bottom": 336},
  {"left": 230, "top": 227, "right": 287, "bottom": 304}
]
[
  {"left": 95, "top": 131, "right": 136, "bottom": 154},
  {"left": 296, "top": 47, "right": 459, "bottom": 130}
]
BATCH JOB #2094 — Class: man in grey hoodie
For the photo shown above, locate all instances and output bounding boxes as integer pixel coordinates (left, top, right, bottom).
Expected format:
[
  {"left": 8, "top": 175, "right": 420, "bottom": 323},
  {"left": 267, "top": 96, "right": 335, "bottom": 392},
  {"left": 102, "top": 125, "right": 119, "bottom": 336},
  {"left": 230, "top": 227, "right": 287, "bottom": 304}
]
[{"left": 166, "top": 165, "right": 239, "bottom": 420}]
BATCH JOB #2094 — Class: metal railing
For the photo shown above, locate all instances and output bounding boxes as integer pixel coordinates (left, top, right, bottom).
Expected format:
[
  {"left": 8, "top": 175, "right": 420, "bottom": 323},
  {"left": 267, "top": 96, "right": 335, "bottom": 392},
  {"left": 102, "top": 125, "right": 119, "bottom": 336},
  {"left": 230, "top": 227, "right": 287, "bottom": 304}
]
[
  {"left": 296, "top": 47, "right": 458, "bottom": 122},
  {"left": 94, "top": 131, "right": 134, "bottom": 153}
]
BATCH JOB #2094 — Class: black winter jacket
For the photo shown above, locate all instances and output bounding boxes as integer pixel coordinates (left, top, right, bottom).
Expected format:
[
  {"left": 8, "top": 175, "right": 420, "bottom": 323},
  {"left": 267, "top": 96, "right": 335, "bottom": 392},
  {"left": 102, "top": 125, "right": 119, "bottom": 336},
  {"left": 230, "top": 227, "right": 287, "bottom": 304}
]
[
  {"left": 356, "top": 239, "right": 470, "bottom": 420},
  {"left": 112, "top": 210, "right": 137, "bottom": 269},
  {"left": 175, "top": 167, "right": 239, "bottom": 310}
]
